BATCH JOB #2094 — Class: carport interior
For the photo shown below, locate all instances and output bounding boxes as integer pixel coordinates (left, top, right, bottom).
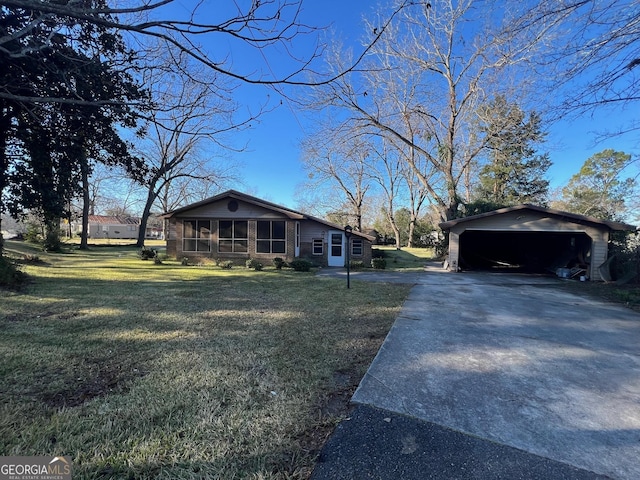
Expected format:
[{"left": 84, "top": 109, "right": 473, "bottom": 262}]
[{"left": 459, "top": 230, "right": 592, "bottom": 273}]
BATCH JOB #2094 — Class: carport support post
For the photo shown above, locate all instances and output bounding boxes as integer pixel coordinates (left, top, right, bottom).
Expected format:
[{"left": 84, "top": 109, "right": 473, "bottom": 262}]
[{"left": 345, "top": 225, "right": 352, "bottom": 289}]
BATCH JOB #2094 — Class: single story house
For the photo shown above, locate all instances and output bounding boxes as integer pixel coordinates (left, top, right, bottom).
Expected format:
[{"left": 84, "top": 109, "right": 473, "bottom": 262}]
[
  {"left": 439, "top": 204, "right": 636, "bottom": 281},
  {"left": 162, "top": 190, "right": 374, "bottom": 267},
  {"left": 70, "top": 215, "right": 165, "bottom": 240},
  {"left": 75, "top": 215, "right": 140, "bottom": 239}
]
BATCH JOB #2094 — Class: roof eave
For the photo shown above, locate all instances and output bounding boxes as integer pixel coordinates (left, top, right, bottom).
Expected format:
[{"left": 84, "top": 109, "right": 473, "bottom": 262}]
[{"left": 439, "top": 204, "right": 636, "bottom": 231}]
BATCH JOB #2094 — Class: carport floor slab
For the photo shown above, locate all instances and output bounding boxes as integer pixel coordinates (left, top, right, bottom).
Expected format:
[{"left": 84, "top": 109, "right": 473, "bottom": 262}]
[{"left": 353, "top": 280, "right": 640, "bottom": 480}]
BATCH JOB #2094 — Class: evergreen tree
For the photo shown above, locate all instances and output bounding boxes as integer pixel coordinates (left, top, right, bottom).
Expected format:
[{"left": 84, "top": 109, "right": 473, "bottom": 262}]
[
  {"left": 475, "top": 96, "right": 551, "bottom": 206},
  {"left": 0, "top": 2, "right": 147, "bottom": 252},
  {"left": 557, "top": 149, "right": 635, "bottom": 221}
]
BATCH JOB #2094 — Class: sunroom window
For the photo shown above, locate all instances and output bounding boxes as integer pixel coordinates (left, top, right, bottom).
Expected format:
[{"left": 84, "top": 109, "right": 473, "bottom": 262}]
[
  {"left": 218, "top": 220, "right": 248, "bottom": 253},
  {"left": 183, "top": 220, "right": 211, "bottom": 252},
  {"left": 256, "top": 220, "right": 286, "bottom": 254}
]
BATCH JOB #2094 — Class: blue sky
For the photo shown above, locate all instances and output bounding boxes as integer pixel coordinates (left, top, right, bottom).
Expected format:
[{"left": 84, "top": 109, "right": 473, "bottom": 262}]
[{"left": 182, "top": 1, "right": 639, "bottom": 210}]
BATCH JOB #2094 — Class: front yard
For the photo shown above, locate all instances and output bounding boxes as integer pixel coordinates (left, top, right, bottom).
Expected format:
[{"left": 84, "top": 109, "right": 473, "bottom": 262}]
[{"left": 0, "top": 241, "right": 412, "bottom": 479}]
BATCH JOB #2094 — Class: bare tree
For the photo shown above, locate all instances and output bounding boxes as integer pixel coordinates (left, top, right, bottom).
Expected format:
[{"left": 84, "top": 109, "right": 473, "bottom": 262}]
[
  {"left": 534, "top": 1, "right": 640, "bottom": 130},
  {"left": 132, "top": 53, "right": 243, "bottom": 246},
  {"left": 367, "top": 140, "right": 403, "bottom": 248},
  {"left": 0, "top": 0, "right": 407, "bottom": 107},
  {"left": 300, "top": 124, "right": 372, "bottom": 231},
  {"left": 309, "top": 0, "right": 556, "bottom": 222}
]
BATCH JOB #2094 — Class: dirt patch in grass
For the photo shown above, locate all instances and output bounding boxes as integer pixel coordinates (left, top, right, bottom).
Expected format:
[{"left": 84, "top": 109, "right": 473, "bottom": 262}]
[
  {"left": 296, "top": 321, "right": 392, "bottom": 462},
  {"left": 41, "top": 357, "right": 147, "bottom": 408},
  {"left": 295, "top": 370, "right": 359, "bottom": 470}
]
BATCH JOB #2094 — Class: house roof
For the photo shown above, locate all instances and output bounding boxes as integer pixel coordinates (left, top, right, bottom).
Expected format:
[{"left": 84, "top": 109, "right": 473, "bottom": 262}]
[
  {"left": 88, "top": 215, "right": 139, "bottom": 225},
  {"left": 162, "top": 190, "right": 376, "bottom": 240},
  {"left": 439, "top": 204, "right": 636, "bottom": 231}
]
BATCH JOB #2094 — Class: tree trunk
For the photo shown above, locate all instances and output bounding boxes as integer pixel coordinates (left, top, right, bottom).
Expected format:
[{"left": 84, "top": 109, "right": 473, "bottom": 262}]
[
  {"left": 407, "top": 216, "right": 416, "bottom": 248},
  {"left": 385, "top": 210, "right": 402, "bottom": 249},
  {"left": 136, "top": 183, "right": 158, "bottom": 247},
  {"left": 79, "top": 150, "right": 90, "bottom": 250},
  {"left": 0, "top": 109, "right": 10, "bottom": 256},
  {"left": 43, "top": 215, "right": 62, "bottom": 252}
]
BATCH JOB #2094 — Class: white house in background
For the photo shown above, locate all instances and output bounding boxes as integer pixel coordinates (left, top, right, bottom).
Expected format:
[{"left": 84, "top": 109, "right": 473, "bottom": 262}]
[{"left": 80, "top": 215, "right": 140, "bottom": 239}]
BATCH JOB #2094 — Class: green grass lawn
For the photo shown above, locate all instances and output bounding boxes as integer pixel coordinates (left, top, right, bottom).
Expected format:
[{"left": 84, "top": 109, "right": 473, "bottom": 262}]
[
  {"left": 373, "top": 246, "right": 437, "bottom": 271},
  {"left": 0, "top": 241, "right": 412, "bottom": 479}
]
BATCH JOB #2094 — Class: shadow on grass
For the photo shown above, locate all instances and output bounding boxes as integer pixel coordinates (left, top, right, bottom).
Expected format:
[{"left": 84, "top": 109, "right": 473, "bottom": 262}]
[{"left": 0, "top": 257, "right": 411, "bottom": 479}]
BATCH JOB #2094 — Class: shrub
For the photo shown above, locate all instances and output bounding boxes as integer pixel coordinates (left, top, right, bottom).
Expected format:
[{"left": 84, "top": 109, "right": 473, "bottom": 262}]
[
  {"left": 181, "top": 257, "right": 189, "bottom": 266},
  {"left": 219, "top": 260, "right": 234, "bottom": 269},
  {"left": 349, "top": 260, "right": 365, "bottom": 270},
  {"left": 371, "top": 257, "right": 387, "bottom": 269},
  {"left": 245, "top": 258, "right": 263, "bottom": 270},
  {"left": 42, "top": 230, "right": 62, "bottom": 252},
  {"left": 24, "top": 225, "right": 42, "bottom": 244},
  {"left": 139, "top": 247, "right": 157, "bottom": 260},
  {"left": 273, "top": 257, "right": 285, "bottom": 270},
  {"left": 372, "top": 248, "right": 386, "bottom": 258},
  {"left": 153, "top": 255, "right": 163, "bottom": 265},
  {"left": 289, "top": 259, "right": 312, "bottom": 272},
  {"left": 0, "top": 256, "right": 26, "bottom": 290}
]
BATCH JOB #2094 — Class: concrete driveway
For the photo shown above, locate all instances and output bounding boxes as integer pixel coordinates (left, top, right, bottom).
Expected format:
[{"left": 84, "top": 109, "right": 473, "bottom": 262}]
[{"left": 319, "top": 269, "right": 640, "bottom": 479}]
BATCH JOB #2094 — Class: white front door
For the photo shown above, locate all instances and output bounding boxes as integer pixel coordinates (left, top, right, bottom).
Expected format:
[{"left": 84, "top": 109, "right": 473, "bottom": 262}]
[{"left": 327, "top": 230, "right": 345, "bottom": 267}]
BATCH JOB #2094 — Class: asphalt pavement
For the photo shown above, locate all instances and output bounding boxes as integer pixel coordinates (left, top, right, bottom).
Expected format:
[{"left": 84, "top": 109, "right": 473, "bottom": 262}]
[{"left": 312, "top": 268, "right": 640, "bottom": 479}]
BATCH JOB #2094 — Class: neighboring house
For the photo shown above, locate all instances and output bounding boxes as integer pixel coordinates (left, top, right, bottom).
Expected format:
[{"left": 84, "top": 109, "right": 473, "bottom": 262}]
[
  {"left": 145, "top": 214, "right": 165, "bottom": 240},
  {"left": 74, "top": 216, "right": 140, "bottom": 240},
  {"left": 439, "top": 204, "right": 636, "bottom": 281},
  {"left": 70, "top": 215, "right": 165, "bottom": 240},
  {"left": 163, "top": 190, "right": 374, "bottom": 267}
]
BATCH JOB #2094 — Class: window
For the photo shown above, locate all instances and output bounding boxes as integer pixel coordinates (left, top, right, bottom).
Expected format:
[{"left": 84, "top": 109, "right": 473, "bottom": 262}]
[
  {"left": 218, "top": 220, "right": 248, "bottom": 253},
  {"left": 331, "top": 233, "right": 342, "bottom": 256},
  {"left": 351, "top": 238, "right": 363, "bottom": 256},
  {"left": 312, "top": 239, "right": 323, "bottom": 255},
  {"left": 257, "top": 220, "right": 286, "bottom": 254},
  {"left": 183, "top": 220, "right": 211, "bottom": 252}
]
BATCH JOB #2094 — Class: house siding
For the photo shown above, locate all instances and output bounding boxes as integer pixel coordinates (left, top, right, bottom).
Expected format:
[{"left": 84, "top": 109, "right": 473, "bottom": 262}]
[
  {"left": 165, "top": 193, "right": 373, "bottom": 268},
  {"left": 87, "top": 223, "right": 139, "bottom": 239}
]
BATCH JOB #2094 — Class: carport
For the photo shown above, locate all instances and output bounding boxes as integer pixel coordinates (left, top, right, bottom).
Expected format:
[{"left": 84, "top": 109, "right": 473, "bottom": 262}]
[{"left": 439, "top": 204, "right": 635, "bottom": 281}]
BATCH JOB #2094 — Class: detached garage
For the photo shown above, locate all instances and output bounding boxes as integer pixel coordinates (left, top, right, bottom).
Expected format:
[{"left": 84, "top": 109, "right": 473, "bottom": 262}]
[{"left": 439, "top": 205, "right": 636, "bottom": 281}]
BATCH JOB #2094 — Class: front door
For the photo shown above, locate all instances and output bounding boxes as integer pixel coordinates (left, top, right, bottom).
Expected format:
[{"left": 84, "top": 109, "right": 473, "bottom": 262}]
[{"left": 327, "top": 230, "right": 345, "bottom": 267}]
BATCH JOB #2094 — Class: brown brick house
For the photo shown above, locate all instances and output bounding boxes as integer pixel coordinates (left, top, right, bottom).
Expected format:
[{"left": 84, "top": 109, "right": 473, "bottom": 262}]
[{"left": 163, "top": 190, "right": 373, "bottom": 267}]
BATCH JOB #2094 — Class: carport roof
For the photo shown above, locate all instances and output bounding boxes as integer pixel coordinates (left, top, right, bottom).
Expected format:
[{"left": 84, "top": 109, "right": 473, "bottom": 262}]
[{"left": 439, "top": 204, "right": 636, "bottom": 231}]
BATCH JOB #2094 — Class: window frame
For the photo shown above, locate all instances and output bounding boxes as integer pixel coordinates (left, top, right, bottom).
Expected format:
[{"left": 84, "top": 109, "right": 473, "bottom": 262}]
[
  {"left": 351, "top": 238, "right": 364, "bottom": 256},
  {"left": 312, "top": 238, "right": 323, "bottom": 255},
  {"left": 218, "top": 220, "right": 249, "bottom": 253},
  {"left": 256, "top": 220, "right": 287, "bottom": 254},
  {"left": 183, "top": 219, "right": 212, "bottom": 252}
]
